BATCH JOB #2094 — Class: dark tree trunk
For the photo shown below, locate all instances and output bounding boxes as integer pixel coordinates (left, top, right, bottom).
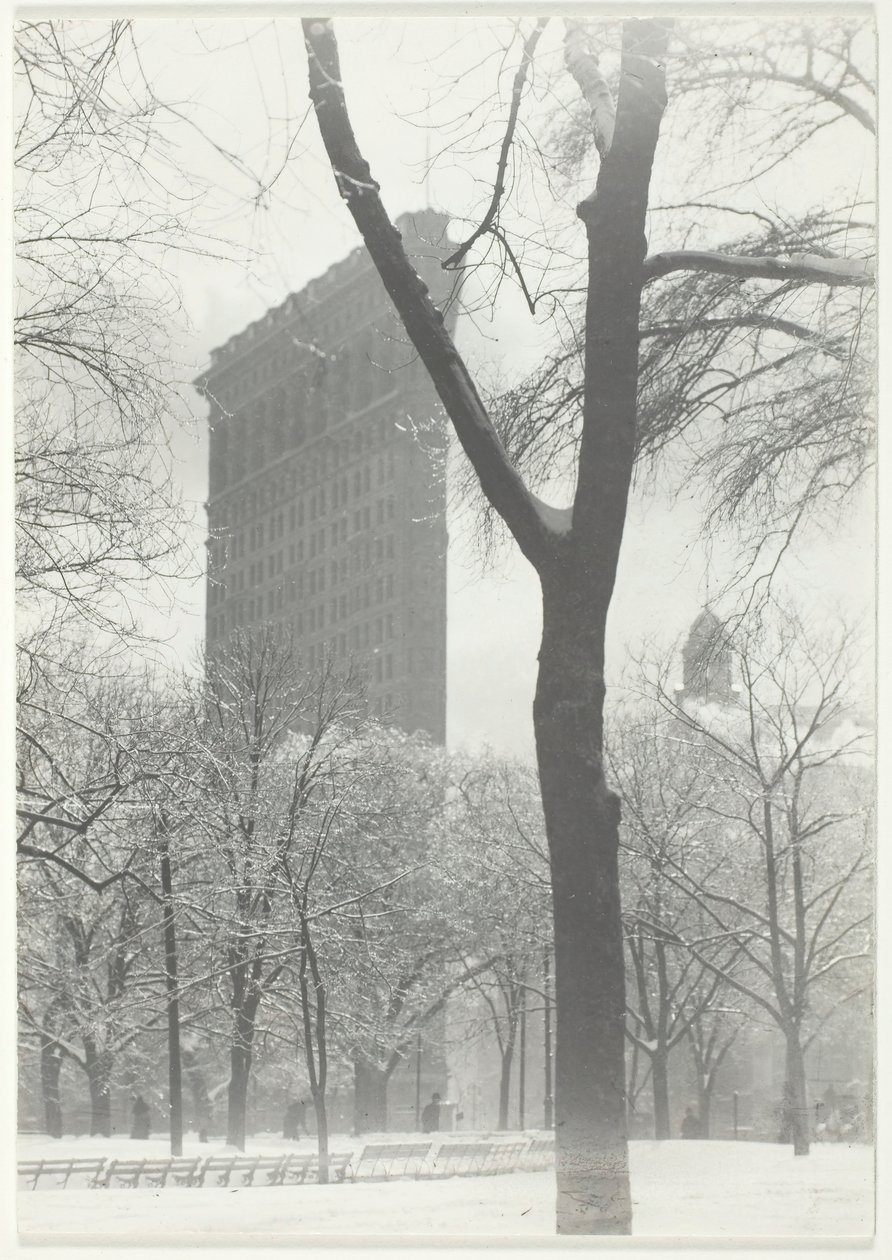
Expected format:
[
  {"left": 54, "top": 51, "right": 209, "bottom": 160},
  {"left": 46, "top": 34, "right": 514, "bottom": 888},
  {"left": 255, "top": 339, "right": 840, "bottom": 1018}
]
[
  {"left": 86, "top": 1051, "right": 113, "bottom": 1137},
  {"left": 302, "top": 14, "right": 671, "bottom": 1237},
  {"left": 159, "top": 833, "right": 184, "bottom": 1156},
  {"left": 697, "top": 1086, "right": 711, "bottom": 1140},
  {"left": 311, "top": 1082, "right": 330, "bottom": 1183},
  {"left": 227, "top": 1030, "right": 254, "bottom": 1150},
  {"left": 184, "top": 1056, "right": 212, "bottom": 1142},
  {"left": 534, "top": 582, "right": 631, "bottom": 1233},
  {"left": 353, "top": 1057, "right": 388, "bottom": 1134},
  {"left": 781, "top": 1032, "right": 810, "bottom": 1155},
  {"left": 82, "top": 1039, "right": 113, "bottom": 1137},
  {"left": 40, "top": 1035, "right": 63, "bottom": 1138},
  {"left": 498, "top": 1043, "right": 515, "bottom": 1131},
  {"left": 651, "top": 1050, "right": 670, "bottom": 1140}
]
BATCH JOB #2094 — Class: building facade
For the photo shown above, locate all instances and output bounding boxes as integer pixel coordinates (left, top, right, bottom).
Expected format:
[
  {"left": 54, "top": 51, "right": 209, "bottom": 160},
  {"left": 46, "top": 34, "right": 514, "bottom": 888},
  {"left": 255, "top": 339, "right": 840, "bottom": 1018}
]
[{"left": 195, "top": 210, "right": 454, "bottom": 740}]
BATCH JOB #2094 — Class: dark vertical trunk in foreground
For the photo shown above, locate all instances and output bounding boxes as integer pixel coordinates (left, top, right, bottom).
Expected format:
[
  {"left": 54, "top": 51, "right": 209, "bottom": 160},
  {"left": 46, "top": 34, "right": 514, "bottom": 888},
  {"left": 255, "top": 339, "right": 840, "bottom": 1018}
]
[
  {"left": 302, "top": 15, "right": 670, "bottom": 1234},
  {"left": 534, "top": 584, "right": 630, "bottom": 1233}
]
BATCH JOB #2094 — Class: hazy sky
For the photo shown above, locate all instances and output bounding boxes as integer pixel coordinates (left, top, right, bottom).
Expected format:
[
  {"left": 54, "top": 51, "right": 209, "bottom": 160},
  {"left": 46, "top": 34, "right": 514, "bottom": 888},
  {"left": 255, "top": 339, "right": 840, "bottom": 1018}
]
[{"left": 98, "top": 13, "right": 874, "bottom": 757}]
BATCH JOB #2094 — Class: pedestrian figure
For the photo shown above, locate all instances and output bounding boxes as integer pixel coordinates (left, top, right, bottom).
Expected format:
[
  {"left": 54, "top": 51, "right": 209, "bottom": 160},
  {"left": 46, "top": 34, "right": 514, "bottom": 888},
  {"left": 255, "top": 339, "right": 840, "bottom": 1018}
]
[
  {"left": 130, "top": 1095, "right": 151, "bottom": 1140},
  {"left": 680, "top": 1106, "right": 701, "bottom": 1140},
  {"left": 421, "top": 1092, "right": 441, "bottom": 1134},
  {"left": 283, "top": 1099, "right": 308, "bottom": 1140}
]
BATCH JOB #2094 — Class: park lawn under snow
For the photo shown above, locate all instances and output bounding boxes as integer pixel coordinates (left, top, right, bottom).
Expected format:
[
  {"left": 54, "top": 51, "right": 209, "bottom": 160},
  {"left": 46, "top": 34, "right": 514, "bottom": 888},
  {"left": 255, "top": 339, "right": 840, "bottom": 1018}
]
[{"left": 17, "top": 1134, "right": 873, "bottom": 1241}]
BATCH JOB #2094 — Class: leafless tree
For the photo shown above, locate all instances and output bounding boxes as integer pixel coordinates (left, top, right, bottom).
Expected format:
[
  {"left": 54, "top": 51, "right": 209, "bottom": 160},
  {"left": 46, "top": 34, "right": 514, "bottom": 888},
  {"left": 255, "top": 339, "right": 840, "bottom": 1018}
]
[
  {"left": 645, "top": 606, "right": 872, "bottom": 1155},
  {"left": 302, "top": 15, "right": 873, "bottom": 1233}
]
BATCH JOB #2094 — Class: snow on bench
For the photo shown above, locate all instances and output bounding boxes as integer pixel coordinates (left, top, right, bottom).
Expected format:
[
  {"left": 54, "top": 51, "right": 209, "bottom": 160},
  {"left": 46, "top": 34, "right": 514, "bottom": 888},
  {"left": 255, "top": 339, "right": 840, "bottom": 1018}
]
[
  {"left": 352, "top": 1142, "right": 432, "bottom": 1181},
  {"left": 196, "top": 1155, "right": 288, "bottom": 1188},
  {"left": 101, "top": 1157, "right": 203, "bottom": 1189},
  {"left": 18, "top": 1157, "right": 107, "bottom": 1191},
  {"left": 427, "top": 1142, "right": 493, "bottom": 1177},
  {"left": 477, "top": 1141, "right": 528, "bottom": 1175},
  {"left": 280, "top": 1152, "right": 352, "bottom": 1184},
  {"left": 523, "top": 1137, "right": 554, "bottom": 1170}
]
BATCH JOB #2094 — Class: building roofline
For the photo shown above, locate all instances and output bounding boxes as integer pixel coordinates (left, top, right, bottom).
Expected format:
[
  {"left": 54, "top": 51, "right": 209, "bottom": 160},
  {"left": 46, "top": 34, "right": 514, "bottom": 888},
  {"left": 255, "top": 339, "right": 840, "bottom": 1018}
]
[{"left": 193, "top": 208, "right": 451, "bottom": 392}]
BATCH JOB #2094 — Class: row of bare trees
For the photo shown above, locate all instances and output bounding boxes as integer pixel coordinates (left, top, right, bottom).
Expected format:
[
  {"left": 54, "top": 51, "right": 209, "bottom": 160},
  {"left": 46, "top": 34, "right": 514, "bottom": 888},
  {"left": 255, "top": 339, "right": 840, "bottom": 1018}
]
[{"left": 18, "top": 604, "right": 870, "bottom": 1177}]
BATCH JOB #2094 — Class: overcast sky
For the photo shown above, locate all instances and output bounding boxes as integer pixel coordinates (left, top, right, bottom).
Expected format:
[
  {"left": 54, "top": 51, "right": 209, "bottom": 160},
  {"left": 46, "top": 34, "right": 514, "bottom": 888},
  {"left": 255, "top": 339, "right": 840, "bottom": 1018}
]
[{"left": 88, "top": 13, "right": 875, "bottom": 757}]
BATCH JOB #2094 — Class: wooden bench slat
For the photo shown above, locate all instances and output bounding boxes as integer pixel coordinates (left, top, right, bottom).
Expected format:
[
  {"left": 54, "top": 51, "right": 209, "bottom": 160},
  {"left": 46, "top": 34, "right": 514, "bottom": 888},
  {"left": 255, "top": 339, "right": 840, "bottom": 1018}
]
[
  {"left": 102, "top": 1157, "right": 202, "bottom": 1189},
  {"left": 17, "top": 1158, "right": 107, "bottom": 1190},
  {"left": 352, "top": 1142, "right": 432, "bottom": 1181}
]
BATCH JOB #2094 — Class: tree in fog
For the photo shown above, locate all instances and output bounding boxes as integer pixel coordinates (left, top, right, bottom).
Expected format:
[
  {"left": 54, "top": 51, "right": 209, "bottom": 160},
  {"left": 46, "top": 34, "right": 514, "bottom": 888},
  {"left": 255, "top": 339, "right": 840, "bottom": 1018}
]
[
  {"left": 302, "top": 14, "right": 873, "bottom": 1232},
  {"left": 178, "top": 629, "right": 367, "bottom": 1151},
  {"left": 14, "top": 20, "right": 212, "bottom": 891},
  {"left": 608, "top": 710, "right": 745, "bottom": 1139},
  {"left": 645, "top": 605, "right": 872, "bottom": 1155}
]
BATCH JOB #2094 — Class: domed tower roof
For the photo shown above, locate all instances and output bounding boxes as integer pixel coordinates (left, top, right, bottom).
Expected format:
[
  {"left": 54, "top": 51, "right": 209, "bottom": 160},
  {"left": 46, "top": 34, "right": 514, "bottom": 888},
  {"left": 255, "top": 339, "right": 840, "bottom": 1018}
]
[{"left": 680, "top": 608, "right": 735, "bottom": 704}]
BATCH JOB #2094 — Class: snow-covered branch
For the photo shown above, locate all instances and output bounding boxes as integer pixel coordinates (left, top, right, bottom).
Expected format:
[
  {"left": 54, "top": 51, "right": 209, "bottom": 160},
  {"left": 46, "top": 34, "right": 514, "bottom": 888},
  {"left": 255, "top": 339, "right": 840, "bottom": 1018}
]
[{"left": 642, "top": 250, "right": 875, "bottom": 288}]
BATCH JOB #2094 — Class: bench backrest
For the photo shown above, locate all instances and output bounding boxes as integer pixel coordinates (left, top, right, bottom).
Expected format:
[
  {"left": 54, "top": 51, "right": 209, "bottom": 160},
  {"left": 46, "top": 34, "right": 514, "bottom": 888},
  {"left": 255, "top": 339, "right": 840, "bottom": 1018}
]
[
  {"left": 354, "top": 1142, "right": 431, "bottom": 1178},
  {"left": 359, "top": 1143, "right": 430, "bottom": 1160},
  {"left": 19, "top": 1159, "right": 106, "bottom": 1174}
]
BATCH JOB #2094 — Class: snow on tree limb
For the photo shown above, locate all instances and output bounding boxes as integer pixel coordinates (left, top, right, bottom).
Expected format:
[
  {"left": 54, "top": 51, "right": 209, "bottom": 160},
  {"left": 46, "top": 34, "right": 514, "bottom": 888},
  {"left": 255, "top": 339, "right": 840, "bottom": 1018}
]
[
  {"left": 642, "top": 250, "right": 875, "bottom": 288},
  {"left": 563, "top": 20, "right": 615, "bottom": 163},
  {"left": 302, "top": 17, "right": 557, "bottom": 569}
]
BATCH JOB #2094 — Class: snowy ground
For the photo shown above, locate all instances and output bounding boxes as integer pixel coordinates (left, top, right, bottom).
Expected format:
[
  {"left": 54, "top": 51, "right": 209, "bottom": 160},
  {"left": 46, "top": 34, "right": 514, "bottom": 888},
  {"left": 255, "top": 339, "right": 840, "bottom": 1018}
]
[{"left": 15, "top": 1132, "right": 874, "bottom": 1243}]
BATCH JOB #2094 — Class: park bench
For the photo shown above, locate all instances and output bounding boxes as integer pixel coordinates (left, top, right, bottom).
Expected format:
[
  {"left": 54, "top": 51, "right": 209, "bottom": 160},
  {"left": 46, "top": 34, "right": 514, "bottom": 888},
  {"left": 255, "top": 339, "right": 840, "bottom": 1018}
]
[
  {"left": 523, "top": 1137, "right": 554, "bottom": 1171},
  {"left": 196, "top": 1154, "right": 287, "bottom": 1188},
  {"left": 427, "top": 1142, "right": 494, "bottom": 1178},
  {"left": 17, "top": 1157, "right": 107, "bottom": 1191},
  {"left": 478, "top": 1141, "right": 528, "bottom": 1175},
  {"left": 280, "top": 1151, "right": 352, "bottom": 1184},
  {"left": 101, "top": 1156, "right": 202, "bottom": 1189},
  {"left": 352, "top": 1142, "right": 431, "bottom": 1181}
]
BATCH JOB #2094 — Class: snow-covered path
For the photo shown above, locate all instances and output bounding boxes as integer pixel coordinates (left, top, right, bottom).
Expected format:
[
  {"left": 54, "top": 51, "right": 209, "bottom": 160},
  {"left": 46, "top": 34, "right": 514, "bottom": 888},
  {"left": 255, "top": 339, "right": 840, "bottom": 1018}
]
[{"left": 16, "top": 1136, "right": 873, "bottom": 1242}]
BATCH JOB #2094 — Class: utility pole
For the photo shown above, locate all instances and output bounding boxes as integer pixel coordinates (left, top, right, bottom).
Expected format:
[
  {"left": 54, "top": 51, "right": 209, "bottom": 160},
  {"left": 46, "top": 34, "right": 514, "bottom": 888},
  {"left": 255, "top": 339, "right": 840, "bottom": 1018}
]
[
  {"left": 414, "top": 1033, "right": 422, "bottom": 1131},
  {"left": 543, "top": 948, "right": 553, "bottom": 1130}
]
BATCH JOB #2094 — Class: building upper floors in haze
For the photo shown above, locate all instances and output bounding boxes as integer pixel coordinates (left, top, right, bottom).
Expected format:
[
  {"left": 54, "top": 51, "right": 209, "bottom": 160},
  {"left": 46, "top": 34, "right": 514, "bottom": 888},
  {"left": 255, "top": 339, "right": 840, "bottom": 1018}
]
[{"left": 194, "top": 210, "right": 457, "bottom": 741}]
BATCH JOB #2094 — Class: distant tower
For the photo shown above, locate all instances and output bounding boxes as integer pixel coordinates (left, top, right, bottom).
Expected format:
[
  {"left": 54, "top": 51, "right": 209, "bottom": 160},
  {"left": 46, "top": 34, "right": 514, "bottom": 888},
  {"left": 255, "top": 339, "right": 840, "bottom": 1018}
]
[
  {"left": 677, "top": 609, "right": 736, "bottom": 705},
  {"left": 194, "top": 210, "right": 455, "bottom": 741}
]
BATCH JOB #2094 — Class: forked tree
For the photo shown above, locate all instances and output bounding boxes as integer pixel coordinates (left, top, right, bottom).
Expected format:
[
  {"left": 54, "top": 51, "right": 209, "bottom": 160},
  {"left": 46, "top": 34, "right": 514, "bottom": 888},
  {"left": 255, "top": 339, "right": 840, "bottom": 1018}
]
[{"left": 301, "top": 15, "right": 873, "bottom": 1234}]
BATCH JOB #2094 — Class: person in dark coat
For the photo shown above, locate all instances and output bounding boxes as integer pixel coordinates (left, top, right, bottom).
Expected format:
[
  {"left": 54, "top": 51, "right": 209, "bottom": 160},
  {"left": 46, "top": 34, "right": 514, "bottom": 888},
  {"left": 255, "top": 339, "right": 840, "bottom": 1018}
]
[
  {"left": 421, "top": 1092, "right": 441, "bottom": 1134},
  {"left": 680, "top": 1106, "right": 701, "bottom": 1139},
  {"left": 283, "top": 1099, "right": 308, "bottom": 1140},
  {"left": 130, "top": 1095, "right": 151, "bottom": 1140}
]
